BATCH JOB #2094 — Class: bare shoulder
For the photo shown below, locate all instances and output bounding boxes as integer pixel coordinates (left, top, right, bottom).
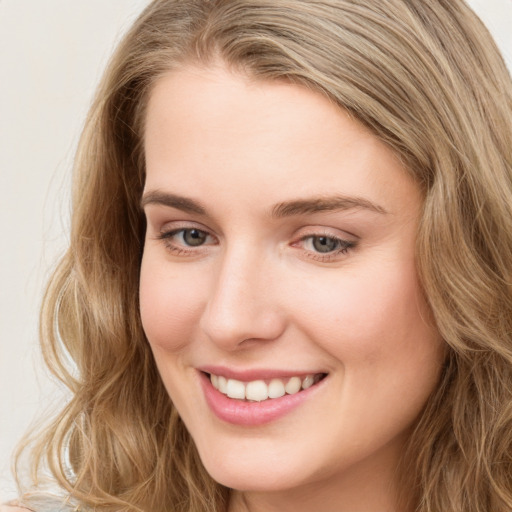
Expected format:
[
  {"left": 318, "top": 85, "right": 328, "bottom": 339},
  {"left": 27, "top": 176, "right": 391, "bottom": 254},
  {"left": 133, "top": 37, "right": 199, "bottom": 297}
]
[{"left": 0, "top": 506, "right": 34, "bottom": 512}]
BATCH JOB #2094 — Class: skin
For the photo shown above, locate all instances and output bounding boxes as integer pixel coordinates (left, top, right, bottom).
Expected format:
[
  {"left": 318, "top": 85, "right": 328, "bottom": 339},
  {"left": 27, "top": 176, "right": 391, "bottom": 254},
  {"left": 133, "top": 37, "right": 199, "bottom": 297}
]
[{"left": 140, "top": 63, "right": 445, "bottom": 512}]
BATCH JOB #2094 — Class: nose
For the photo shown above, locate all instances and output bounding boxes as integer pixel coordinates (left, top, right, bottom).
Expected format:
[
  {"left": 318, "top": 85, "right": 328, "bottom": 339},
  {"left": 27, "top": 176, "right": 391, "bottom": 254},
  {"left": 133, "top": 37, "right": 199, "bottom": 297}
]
[{"left": 199, "top": 246, "right": 286, "bottom": 351}]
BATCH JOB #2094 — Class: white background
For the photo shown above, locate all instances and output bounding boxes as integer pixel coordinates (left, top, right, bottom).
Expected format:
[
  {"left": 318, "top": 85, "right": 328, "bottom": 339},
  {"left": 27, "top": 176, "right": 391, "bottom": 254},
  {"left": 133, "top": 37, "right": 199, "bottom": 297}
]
[{"left": 1, "top": 0, "right": 511, "bottom": 503}]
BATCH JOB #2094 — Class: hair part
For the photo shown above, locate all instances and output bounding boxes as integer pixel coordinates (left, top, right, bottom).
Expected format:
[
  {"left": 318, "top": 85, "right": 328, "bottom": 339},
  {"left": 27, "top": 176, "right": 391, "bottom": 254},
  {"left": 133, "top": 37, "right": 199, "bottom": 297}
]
[{"left": 16, "top": 1, "right": 512, "bottom": 511}]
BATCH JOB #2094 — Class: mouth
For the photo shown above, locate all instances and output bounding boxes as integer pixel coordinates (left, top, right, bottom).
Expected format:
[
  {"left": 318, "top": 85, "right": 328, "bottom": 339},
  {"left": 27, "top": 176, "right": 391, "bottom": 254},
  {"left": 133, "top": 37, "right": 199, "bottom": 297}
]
[
  {"left": 204, "top": 371, "right": 328, "bottom": 402},
  {"left": 199, "top": 369, "right": 329, "bottom": 426}
]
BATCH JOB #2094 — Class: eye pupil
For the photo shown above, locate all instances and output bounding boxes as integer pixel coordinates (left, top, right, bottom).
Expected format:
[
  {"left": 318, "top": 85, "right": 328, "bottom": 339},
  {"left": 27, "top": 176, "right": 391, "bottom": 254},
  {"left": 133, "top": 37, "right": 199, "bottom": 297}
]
[
  {"left": 184, "top": 229, "right": 207, "bottom": 246},
  {"left": 312, "top": 236, "right": 338, "bottom": 253}
]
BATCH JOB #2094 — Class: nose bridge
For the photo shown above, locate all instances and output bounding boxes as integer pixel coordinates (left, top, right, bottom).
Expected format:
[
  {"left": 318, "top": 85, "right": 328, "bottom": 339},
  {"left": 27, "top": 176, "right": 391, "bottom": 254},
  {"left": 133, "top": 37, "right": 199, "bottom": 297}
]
[{"left": 200, "top": 241, "right": 284, "bottom": 349}]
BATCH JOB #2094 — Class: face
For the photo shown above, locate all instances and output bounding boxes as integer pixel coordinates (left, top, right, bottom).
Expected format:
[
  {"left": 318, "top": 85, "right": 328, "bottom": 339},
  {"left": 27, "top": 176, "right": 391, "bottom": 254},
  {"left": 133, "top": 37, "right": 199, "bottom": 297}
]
[{"left": 140, "top": 64, "right": 444, "bottom": 508}]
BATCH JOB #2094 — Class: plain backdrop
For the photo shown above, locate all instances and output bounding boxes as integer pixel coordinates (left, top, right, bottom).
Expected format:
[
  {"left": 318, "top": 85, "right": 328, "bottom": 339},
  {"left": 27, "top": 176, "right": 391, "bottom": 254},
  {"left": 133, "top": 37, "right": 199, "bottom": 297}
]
[{"left": 1, "top": 0, "right": 511, "bottom": 503}]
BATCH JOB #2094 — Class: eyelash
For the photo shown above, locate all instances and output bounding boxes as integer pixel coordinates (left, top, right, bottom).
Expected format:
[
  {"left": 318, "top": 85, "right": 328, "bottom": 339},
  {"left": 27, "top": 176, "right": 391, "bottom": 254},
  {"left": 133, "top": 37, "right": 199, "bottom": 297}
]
[{"left": 157, "top": 228, "right": 357, "bottom": 261}]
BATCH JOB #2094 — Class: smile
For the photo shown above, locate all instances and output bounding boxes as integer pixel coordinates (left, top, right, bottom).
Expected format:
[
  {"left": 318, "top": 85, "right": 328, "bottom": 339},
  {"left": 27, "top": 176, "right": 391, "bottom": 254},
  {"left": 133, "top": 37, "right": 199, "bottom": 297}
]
[
  {"left": 199, "top": 368, "right": 329, "bottom": 425},
  {"left": 209, "top": 373, "right": 327, "bottom": 402}
]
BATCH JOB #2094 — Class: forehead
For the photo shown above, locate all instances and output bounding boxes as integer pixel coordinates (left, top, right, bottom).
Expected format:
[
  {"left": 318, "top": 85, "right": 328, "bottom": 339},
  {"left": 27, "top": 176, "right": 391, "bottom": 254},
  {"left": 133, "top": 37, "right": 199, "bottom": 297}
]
[{"left": 143, "top": 64, "right": 421, "bottom": 219}]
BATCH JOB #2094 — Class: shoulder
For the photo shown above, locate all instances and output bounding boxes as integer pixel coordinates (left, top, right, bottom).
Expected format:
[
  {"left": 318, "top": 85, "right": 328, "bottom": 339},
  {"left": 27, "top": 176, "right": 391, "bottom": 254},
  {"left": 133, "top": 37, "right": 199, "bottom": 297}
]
[{"left": 0, "top": 506, "right": 34, "bottom": 512}]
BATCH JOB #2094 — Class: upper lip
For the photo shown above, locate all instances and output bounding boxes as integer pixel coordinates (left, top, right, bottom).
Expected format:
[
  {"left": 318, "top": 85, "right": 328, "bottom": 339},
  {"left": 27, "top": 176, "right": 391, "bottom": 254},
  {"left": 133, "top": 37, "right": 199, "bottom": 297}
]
[{"left": 198, "top": 365, "right": 327, "bottom": 382}]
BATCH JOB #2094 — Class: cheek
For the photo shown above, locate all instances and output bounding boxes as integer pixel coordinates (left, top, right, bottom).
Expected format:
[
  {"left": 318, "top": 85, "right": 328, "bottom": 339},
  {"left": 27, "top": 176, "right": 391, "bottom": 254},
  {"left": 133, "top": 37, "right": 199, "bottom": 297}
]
[
  {"left": 139, "top": 253, "right": 205, "bottom": 352},
  {"left": 293, "top": 257, "right": 442, "bottom": 370},
  {"left": 293, "top": 261, "right": 443, "bottom": 449}
]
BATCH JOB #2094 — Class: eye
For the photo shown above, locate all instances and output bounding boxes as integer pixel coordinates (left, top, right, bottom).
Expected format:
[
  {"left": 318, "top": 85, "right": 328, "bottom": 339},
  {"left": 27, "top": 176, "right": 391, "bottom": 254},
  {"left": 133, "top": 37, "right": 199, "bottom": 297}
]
[
  {"left": 308, "top": 235, "right": 345, "bottom": 253},
  {"left": 178, "top": 228, "right": 208, "bottom": 247},
  {"left": 157, "top": 227, "right": 215, "bottom": 254},
  {"left": 297, "top": 233, "right": 356, "bottom": 261}
]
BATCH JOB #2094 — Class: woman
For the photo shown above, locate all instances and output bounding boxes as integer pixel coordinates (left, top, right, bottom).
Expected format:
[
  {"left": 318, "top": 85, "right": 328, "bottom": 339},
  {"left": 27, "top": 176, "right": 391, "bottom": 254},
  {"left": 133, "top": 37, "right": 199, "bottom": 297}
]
[{"left": 5, "top": 0, "right": 512, "bottom": 511}]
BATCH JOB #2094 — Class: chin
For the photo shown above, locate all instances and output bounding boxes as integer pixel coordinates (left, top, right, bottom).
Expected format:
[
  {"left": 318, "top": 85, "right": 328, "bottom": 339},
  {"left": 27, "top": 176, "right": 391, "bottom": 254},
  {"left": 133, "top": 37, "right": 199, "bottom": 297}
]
[
  {"left": 198, "top": 446, "right": 310, "bottom": 492},
  {"left": 208, "top": 467, "right": 305, "bottom": 493}
]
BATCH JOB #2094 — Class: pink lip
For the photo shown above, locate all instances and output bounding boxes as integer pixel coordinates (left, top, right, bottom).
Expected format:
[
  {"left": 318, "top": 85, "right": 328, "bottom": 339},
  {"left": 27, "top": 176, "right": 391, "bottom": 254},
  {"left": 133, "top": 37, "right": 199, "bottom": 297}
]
[{"left": 199, "top": 371, "right": 327, "bottom": 426}]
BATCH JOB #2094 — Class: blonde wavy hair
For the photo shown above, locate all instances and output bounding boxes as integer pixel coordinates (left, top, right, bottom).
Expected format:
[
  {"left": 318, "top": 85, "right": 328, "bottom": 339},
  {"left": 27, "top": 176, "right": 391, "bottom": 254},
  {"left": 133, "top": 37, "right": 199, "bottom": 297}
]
[{"left": 16, "top": 1, "right": 512, "bottom": 511}]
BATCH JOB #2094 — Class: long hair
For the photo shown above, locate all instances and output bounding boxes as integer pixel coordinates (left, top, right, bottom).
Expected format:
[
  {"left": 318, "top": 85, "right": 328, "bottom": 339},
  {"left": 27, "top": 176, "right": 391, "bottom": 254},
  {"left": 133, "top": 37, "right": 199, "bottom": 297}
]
[{"left": 17, "top": 1, "right": 512, "bottom": 511}]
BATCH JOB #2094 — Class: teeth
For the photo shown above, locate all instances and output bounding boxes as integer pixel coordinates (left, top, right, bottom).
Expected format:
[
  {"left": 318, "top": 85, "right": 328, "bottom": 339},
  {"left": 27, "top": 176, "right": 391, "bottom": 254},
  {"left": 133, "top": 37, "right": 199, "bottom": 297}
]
[
  {"left": 302, "top": 375, "right": 315, "bottom": 390},
  {"left": 226, "top": 379, "right": 245, "bottom": 399},
  {"left": 246, "top": 380, "right": 268, "bottom": 401},
  {"left": 217, "top": 375, "right": 228, "bottom": 394},
  {"left": 285, "top": 376, "right": 302, "bottom": 395},
  {"left": 209, "top": 373, "right": 324, "bottom": 402},
  {"left": 268, "top": 379, "right": 285, "bottom": 399}
]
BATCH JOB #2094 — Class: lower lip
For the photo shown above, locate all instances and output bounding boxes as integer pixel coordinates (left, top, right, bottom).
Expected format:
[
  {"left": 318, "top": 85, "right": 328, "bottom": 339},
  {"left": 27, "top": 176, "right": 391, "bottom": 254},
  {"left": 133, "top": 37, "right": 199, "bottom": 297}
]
[{"left": 200, "top": 372, "right": 326, "bottom": 426}]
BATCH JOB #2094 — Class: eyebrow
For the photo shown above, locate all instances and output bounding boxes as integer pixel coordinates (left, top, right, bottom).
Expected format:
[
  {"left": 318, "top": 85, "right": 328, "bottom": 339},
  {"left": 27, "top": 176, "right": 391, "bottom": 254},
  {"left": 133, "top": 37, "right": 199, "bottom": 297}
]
[
  {"left": 140, "top": 191, "right": 206, "bottom": 215},
  {"left": 271, "top": 196, "right": 388, "bottom": 217},
  {"left": 140, "top": 190, "right": 388, "bottom": 217}
]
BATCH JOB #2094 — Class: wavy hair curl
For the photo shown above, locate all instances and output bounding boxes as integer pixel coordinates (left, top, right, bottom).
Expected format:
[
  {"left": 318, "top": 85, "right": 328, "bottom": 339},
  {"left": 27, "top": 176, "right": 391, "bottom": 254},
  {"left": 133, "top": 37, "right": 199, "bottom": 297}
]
[{"left": 17, "top": 1, "right": 512, "bottom": 511}]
